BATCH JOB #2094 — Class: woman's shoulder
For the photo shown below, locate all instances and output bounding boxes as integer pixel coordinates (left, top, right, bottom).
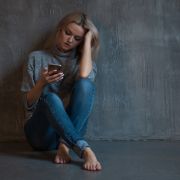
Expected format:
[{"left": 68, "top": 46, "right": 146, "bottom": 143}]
[
  {"left": 27, "top": 50, "right": 53, "bottom": 65},
  {"left": 28, "top": 50, "right": 51, "bottom": 59}
]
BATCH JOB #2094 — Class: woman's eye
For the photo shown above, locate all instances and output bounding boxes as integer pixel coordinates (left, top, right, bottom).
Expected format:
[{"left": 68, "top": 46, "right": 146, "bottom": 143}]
[
  {"left": 65, "top": 30, "right": 71, "bottom": 35},
  {"left": 75, "top": 37, "right": 81, "bottom": 41}
]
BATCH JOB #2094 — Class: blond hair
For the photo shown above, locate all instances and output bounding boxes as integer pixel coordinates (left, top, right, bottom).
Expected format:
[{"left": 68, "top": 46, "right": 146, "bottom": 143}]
[{"left": 44, "top": 12, "right": 100, "bottom": 59}]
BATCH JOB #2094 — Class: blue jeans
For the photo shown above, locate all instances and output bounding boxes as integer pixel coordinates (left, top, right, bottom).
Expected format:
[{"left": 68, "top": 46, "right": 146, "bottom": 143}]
[{"left": 24, "top": 78, "right": 96, "bottom": 158}]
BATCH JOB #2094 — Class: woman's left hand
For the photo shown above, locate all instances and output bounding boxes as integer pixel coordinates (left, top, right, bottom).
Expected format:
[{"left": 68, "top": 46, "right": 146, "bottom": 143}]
[{"left": 84, "top": 30, "right": 93, "bottom": 45}]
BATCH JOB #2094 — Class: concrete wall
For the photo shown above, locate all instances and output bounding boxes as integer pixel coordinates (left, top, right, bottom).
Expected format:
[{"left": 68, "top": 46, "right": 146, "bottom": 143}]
[{"left": 0, "top": 0, "right": 180, "bottom": 141}]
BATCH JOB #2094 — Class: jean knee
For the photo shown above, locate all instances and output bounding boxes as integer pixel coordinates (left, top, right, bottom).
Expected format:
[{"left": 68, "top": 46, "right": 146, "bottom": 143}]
[
  {"left": 74, "top": 78, "right": 95, "bottom": 93},
  {"left": 44, "top": 92, "right": 59, "bottom": 100},
  {"left": 43, "top": 92, "right": 64, "bottom": 107}
]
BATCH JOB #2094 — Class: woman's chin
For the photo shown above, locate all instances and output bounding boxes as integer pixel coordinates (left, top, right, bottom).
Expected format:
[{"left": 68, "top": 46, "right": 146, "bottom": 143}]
[
  {"left": 57, "top": 46, "right": 72, "bottom": 53},
  {"left": 63, "top": 45, "right": 73, "bottom": 52}
]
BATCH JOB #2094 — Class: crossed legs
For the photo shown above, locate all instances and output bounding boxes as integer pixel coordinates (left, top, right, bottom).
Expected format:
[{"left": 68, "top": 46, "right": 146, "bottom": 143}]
[{"left": 24, "top": 78, "right": 101, "bottom": 171}]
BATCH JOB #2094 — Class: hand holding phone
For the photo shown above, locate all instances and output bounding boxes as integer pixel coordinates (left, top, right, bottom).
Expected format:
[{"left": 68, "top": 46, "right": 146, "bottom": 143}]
[{"left": 48, "top": 64, "right": 63, "bottom": 75}]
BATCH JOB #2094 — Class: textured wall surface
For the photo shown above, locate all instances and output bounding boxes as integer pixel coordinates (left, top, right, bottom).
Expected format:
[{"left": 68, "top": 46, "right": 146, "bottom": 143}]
[{"left": 0, "top": 0, "right": 180, "bottom": 141}]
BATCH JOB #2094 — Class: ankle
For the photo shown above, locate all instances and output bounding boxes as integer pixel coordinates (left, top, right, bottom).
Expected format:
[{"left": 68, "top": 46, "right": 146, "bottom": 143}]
[
  {"left": 83, "top": 147, "right": 96, "bottom": 159},
  {"left": 59, "top": 143, "right": 69, "bottom": 152}
]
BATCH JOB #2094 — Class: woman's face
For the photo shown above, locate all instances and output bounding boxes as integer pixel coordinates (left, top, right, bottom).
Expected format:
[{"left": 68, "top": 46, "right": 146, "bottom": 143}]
[{"left": 56, "top": 22, "right": 86, "bottom": 52}]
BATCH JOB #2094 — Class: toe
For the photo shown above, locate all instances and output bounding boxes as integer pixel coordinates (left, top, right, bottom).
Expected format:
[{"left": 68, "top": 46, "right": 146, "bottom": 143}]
[
  {"left": 54, "top": 155, "right": 60, "bottom": 164},
  {"left": 96, "top": 163, "right": 102, "bottom": 170},
  {"left": 83, "top": 163, "right": 89, "bottom": 170}
]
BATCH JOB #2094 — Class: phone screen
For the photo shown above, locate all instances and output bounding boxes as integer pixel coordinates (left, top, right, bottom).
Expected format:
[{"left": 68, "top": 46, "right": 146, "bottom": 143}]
[{"left": 48, "top": 64, "right": 62, "bottom": 74}]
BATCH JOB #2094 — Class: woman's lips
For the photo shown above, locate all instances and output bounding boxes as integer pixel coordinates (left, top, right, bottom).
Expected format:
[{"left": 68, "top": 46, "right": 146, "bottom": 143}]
[{"left": 64, "top": 42, "right": 71, "bottom": 47}]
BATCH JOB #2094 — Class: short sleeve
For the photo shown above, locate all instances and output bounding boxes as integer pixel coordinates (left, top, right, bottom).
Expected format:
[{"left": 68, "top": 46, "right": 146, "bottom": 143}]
[
  {"left": 20, "top": 53, "right": 37, "bottom": 110},
  {"left": 21, "top": 53, "right": 35, "bottom": 92}
]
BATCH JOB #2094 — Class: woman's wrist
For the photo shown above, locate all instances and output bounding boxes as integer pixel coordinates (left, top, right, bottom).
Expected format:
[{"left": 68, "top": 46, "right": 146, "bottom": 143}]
[
  {"left": 37, "top": 79, "right": 47, "bottom": 88},
  {"left": 84, "top": 37, "right": 91, "bottom": 47},
  {"left": 83, "top": 39, "right": 91, "bottom": 54}
]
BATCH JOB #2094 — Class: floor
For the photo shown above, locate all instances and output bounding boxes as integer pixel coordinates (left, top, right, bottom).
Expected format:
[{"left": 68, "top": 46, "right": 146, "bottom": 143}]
[{"left": 0, "top": 140, "right": 180, "bottom": 180}]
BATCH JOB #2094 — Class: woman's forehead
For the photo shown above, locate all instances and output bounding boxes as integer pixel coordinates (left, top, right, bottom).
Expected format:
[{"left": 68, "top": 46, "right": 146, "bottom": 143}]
[{"left": 65, "top": 23, "right": 85, "bottom": 37}]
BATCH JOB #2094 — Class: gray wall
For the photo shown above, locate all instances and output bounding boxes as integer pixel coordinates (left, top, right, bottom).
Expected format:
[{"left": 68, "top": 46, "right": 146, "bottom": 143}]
[{"left": 0, "top": 0, "right": 180, "bottom": 141}]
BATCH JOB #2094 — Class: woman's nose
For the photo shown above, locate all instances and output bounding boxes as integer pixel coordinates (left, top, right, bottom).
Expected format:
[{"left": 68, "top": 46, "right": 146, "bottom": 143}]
[{"left": 68, "top": 36, "right": 73, "bottom": 43}]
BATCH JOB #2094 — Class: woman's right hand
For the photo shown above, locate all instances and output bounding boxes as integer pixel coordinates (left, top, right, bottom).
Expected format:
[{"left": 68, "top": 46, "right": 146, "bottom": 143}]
[
  {"left": 27, "top": 67, "right": 64, "bottom": 106},
  {"left": 40, "top": 67, "right": 64, "bottom": 86}
]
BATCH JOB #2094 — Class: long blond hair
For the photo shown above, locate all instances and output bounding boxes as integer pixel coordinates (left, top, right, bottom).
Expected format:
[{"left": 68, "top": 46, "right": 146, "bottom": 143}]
[{"left": 44, "top": 12, "right": 100, "bottom": 59}]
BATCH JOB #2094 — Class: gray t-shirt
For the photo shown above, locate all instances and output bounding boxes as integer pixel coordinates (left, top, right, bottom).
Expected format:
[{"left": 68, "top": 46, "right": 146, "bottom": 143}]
[{"left": 21, "top": 47, "right": 97, "bottom": 121}]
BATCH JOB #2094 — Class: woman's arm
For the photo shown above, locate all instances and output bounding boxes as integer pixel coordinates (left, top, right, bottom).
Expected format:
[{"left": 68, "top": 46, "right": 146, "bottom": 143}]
[
  {"left": 79, "top": 31, "right": 93, "bottom": 78},
  {"left": 26, "top": 68, "right": 64, "bottom": 106}
]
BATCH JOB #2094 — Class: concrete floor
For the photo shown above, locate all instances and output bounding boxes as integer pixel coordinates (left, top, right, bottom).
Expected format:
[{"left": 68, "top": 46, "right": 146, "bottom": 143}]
[{"left": 0, "top": 140, "right": 180, "bottom": 180}]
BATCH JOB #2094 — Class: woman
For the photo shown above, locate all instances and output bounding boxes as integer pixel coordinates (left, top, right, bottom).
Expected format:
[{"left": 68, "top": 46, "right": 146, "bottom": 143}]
[{"left": 21, "top": 12, "right": 102, "bottom": 171}]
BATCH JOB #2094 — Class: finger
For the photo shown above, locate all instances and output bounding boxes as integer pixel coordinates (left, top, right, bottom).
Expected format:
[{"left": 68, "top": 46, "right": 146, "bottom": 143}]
[
  {"left": 48, "top": 70, "right": 58, "bottom": 75},
  {"left": 43, "top": 71, "right": 48, "bottom": 76},
  {"left": 86, "top": 30, "right": 92, "bottom": 37},
  {"left": 48, "top": 76, "right": 63, "bottom": 83},
  {"left": 48, "top": 73, "right": 64, "bottom": 80},
  {"left": 47, "top": 74, "right": 64, "bottom": 82},
  {"left": 42, "top": 67, "right": 48, "bottom": 75},
  {"left": 55, "top": 76, "right": 64, "bottom": 82},
  {"left": 42, "top": 67, "right": 48, "bottom": 72}
]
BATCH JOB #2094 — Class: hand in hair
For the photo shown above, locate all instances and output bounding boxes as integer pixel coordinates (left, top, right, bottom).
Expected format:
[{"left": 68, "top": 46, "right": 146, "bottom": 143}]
[
  {"left": 79, "top": 30, "right": 93, "bottom": 78},
  {"left": 84, "top": 30, "right": 93, "bottom": 46}
]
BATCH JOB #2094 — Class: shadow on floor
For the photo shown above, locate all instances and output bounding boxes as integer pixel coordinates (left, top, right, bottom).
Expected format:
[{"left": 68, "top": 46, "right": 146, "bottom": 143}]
[
  {"left": 0, "top": 141, "right": 82, "bottom": 167},
  {"left": 1, "top": 140, "right": 180, "bottom": 180}
]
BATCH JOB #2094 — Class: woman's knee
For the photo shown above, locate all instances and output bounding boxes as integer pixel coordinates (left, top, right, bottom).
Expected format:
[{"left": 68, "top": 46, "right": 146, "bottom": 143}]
[
  {"left": 44, "top": 92, "right": 59, "bottom": 101},
  {"left": 74, "top": 78, "right": 95, "bottom": 93},
  {"left": 43, "top": 92, "right": 64, "bottom": 107}
]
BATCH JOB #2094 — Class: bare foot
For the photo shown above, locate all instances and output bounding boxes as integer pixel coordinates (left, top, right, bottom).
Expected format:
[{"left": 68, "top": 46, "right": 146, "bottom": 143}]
[
  {"left": 54, "top": 143, "right": 71, "bottom": 164},
  {"left": 82, "top": 147, "right": 102, "bottom": 171}
]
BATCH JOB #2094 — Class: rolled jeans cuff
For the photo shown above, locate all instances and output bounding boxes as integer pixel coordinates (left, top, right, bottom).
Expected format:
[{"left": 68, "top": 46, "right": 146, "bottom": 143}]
[{"left": 73, "top": 140, "right": 90, "bottom": 158}]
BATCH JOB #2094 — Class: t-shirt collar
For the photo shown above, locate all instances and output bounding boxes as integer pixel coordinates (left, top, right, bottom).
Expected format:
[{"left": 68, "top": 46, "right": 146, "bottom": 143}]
[{"left": 53, "top": 45, "right": 77, "bottom": 59}]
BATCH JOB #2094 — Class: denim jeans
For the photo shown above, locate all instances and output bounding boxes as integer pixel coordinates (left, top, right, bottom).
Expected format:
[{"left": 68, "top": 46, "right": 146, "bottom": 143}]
[{"left": 24, "top": 78, "right": 96, "bottom": 158}]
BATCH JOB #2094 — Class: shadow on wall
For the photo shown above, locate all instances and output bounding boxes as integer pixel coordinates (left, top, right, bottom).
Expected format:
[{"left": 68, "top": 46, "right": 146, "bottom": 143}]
[
  {"left": 0, "top": 42, "right": 24, "bottom": 140},
  {"left": 0, "top": 34, "right": 50, "bottom": 141}
]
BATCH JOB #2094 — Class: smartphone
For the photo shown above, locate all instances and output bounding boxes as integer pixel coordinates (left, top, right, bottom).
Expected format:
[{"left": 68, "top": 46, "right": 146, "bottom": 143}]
[{"left": 48, "top": 64, "right": 62, "bottom": 75}]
